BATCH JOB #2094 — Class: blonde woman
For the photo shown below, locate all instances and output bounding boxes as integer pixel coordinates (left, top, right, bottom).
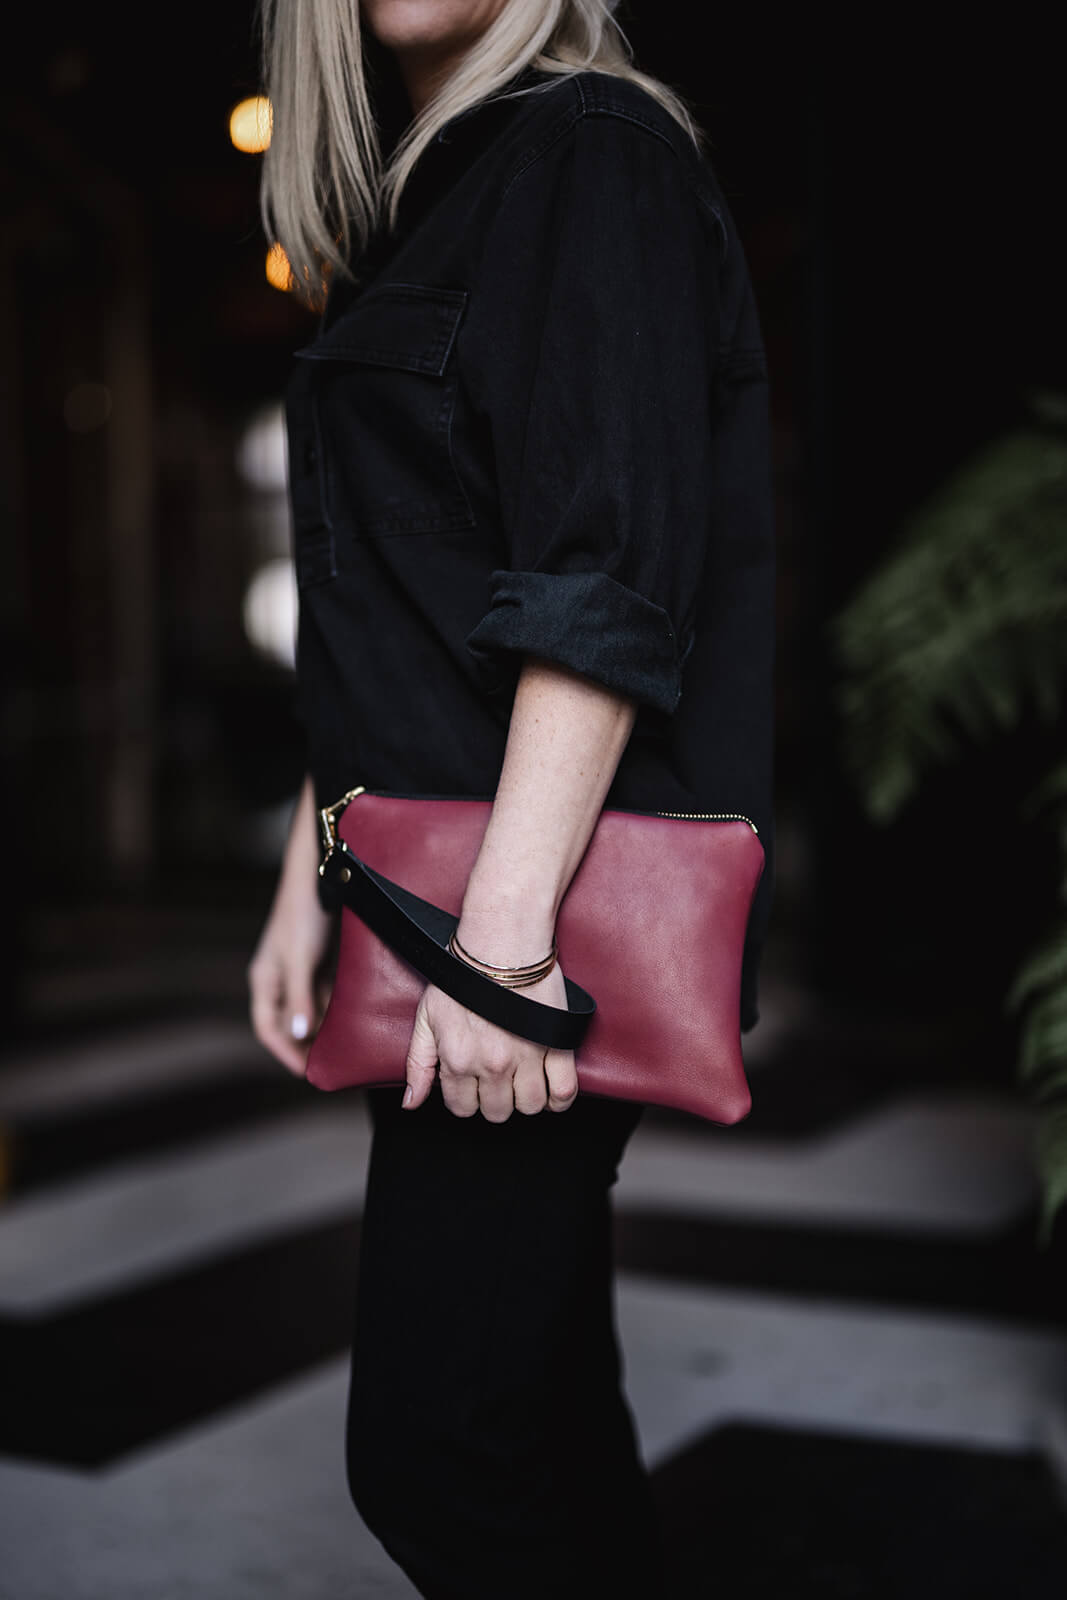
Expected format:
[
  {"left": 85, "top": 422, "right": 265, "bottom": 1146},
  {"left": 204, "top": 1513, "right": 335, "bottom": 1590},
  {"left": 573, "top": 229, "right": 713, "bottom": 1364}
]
[{"left": 249, "top": 0, "right": 775, "bottom": 1592}]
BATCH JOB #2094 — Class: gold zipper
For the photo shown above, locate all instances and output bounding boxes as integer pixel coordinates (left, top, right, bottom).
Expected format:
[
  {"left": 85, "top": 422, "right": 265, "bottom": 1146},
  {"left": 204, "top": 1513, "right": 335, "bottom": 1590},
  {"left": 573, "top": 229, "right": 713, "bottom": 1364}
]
[
  {"left": 320, "top": 785, "right": 757, "bottom": 850},
  {"left": 653, "top": 810, "right": 759, "bottom": 834}
]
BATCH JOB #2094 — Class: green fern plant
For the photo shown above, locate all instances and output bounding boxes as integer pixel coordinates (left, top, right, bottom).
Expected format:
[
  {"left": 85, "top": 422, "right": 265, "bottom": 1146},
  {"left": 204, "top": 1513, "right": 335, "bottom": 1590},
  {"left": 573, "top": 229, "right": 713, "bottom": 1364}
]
[{"left": 834, "top": 392, "right": 1067, "bottom": 1244}]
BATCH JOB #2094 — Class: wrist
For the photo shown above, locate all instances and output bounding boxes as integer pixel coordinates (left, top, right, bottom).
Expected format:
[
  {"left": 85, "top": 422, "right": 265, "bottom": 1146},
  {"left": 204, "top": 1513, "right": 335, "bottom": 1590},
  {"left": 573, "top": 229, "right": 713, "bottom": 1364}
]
[{"left": 455, "top": 893, "right": 557, "bottom": 970}]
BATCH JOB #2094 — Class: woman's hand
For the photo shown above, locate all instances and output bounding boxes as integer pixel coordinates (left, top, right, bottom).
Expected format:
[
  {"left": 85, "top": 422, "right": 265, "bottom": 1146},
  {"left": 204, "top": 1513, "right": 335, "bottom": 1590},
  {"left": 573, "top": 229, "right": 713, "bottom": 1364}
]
[
  {"left": 403, "top": 962, "right": 578, "bottom": 1120},
  {"left": 248, "top": 776, "right": 335, "bottom": 1077},
  {"left": 397, "top": 655, "right": 636, "bottom": 1121}
]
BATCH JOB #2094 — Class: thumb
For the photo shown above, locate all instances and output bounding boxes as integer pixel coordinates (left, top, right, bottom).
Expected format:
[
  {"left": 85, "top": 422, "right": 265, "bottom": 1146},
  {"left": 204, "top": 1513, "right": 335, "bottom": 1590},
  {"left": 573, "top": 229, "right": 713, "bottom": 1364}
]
[{"left": 403, "top": 990, "right": 439, "bottom": 1109}]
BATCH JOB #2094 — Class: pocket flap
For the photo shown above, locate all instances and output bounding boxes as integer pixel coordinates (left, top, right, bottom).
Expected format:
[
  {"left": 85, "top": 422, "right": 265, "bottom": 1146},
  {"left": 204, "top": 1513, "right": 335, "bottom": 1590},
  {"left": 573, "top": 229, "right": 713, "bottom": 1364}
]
[{"left": 296, "top": 283, "right": 468, "bottom": 376}]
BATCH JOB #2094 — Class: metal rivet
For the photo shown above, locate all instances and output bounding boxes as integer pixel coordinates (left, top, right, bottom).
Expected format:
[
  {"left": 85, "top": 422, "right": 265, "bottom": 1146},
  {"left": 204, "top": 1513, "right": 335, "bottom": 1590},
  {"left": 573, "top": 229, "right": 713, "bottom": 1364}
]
[{"left": 339, "top": 867, "right": 352, "bottom": 883}]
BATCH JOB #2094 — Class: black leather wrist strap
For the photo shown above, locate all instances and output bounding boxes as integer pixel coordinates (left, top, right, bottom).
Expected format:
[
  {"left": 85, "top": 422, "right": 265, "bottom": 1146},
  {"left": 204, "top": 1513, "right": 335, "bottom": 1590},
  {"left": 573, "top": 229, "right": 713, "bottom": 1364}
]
[{"left": 321, "top": 842, "right": 595, "bottom": 1051}]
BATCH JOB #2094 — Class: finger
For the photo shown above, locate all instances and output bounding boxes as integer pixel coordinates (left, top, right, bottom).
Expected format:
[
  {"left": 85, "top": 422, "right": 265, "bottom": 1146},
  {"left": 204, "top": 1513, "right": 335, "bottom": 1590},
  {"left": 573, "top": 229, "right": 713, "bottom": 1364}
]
[
  {"left": 513, "top": 1052, "right": 549, "bottom": 1116},
  {"left": 403, "top": 992, "right": 439, "bottom": 1110},
  {"left": 544, "top": 1049, "right": 579, "bottom": 1113},
  {"left": 249, "top": 963, "right": 307, "bottom": 1077},
  {"left": 438, "top": 1061, "right": 480, "bottom": 1118},
  {"left": 477, "top": 1068, "right": 516, "bottom": 1123}
]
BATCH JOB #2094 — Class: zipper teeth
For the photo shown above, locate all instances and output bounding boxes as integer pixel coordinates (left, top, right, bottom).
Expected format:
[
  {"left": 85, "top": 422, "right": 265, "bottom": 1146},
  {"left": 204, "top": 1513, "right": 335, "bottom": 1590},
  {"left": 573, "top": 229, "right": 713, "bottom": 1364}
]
[
  {"left": 654, "top": 810, "right": 759, "bottom": 833},
  {"left": 344, "top": 787, "right": 757, "bottom": 835}
]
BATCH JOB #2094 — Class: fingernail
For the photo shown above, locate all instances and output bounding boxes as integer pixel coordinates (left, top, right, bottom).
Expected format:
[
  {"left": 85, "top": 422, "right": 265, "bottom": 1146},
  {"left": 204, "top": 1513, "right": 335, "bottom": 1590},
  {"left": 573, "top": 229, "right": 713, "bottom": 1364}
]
[
  {"left": 402, "top": 1084, "right": 414, "bottom": 1108},
  {"left": 290, "top": 1013, "right": 309, "bottom": 1041}
]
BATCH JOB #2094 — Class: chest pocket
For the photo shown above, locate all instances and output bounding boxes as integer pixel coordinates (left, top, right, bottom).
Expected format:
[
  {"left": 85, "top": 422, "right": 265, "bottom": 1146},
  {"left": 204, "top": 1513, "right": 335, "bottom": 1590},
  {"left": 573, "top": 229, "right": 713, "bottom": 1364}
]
[{"left": 295, "top": 283, "right": 474, "bottom": 542}]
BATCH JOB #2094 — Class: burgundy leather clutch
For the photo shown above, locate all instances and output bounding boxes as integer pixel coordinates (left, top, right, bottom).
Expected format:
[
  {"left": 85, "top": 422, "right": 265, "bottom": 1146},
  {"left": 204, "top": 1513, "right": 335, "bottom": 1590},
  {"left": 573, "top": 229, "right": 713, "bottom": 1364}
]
[{"left": 306, "top": 786, "right": 765, "bottom": 1124}]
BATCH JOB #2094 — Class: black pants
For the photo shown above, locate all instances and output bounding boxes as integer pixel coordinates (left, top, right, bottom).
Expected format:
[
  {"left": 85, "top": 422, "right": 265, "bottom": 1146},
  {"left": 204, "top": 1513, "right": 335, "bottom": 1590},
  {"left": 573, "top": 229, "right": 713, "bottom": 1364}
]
[{"left": 345, "top": 1077, "right": 666, "bottom": 1599}]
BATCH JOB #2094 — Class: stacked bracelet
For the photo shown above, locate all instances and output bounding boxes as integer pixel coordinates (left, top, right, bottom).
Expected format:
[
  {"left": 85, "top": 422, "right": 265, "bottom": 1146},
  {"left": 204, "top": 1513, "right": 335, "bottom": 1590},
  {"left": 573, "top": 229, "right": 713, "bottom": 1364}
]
[{"left": 448, "top": 930, "right": 558, "bottom": 988}]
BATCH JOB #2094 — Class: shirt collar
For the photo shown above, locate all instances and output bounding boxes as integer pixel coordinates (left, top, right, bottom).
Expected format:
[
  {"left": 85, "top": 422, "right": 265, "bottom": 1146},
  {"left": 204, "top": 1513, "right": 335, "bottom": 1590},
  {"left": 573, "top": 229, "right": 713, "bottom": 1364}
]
[
  {"left": 433, "top": 64, "right": 545, "bottom": 145},
  {"left": 319, "top": 67, "right": 546, "bottom": 332}
]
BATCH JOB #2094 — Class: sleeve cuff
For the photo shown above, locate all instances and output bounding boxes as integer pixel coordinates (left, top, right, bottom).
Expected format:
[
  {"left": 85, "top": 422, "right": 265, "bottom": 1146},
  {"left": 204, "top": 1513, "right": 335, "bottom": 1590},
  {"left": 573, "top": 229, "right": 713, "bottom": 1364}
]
[{"left": 464, "top": 569, "right": 685, "bottom": 716}]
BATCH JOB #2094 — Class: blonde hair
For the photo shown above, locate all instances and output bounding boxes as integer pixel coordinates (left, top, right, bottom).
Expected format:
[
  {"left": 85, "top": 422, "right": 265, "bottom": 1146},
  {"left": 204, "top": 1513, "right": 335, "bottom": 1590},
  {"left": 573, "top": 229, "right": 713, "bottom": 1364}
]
[{"left": 259, "top": 0, "right": 706, "bottom": 306}]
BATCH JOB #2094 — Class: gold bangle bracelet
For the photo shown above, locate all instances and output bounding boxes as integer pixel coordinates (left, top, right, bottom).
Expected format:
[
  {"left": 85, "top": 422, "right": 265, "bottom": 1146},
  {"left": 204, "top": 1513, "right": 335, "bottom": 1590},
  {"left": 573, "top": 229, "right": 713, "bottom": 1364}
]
[
  {"left": 449, "top": 931, "right": 557, "bottom": 975},
  {"left": 493, "top": 960, "right": 557, "bottom": 989},
  {"left": 448, "top": 937, "right": 557, "bottom": 988},
  {"left": 448, "top": 931, "right": 558, "bottom": 986}
]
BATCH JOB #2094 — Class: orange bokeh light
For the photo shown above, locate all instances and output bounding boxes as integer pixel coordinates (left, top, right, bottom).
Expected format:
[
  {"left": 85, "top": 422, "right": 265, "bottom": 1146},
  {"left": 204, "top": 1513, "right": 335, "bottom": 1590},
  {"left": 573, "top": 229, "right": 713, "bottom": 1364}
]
[
  {"left": 265, "top": 242, "right": 293, "bottom": 293},
  {"left": 229, "top": 96, "right": 273, "bottom": 154}
]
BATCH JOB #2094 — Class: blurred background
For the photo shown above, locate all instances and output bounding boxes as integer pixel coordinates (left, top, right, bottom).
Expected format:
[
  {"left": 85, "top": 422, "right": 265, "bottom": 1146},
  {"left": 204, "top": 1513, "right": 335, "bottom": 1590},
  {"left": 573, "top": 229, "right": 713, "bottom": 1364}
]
[{"left": 1, "top": 5, "right": 1066, "bottom": 1597}]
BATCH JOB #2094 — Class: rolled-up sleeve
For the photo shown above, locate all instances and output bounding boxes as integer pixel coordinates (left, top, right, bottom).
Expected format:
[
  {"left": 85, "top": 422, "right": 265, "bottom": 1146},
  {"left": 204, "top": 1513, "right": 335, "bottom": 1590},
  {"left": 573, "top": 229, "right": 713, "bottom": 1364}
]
[
  {"left": 469, "top": 569, "right": 684, "bottom": 715},
  {"left": 462, "top": 105, "right": 725, "bottom": 720}
]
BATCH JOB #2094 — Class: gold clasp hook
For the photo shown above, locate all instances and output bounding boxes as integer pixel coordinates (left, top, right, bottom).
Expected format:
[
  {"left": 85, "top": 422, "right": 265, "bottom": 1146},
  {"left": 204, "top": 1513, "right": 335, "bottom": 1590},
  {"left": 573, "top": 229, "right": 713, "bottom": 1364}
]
[{"left": 317, "top": 786, "right": 366, "bottom": 873}]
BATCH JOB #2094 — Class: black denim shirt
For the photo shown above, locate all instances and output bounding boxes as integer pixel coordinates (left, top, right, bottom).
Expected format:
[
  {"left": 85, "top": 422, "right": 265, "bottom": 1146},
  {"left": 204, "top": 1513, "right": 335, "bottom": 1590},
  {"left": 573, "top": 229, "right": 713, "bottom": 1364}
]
[{"left": 285, "top": 66, "right": 775, "bottom": 1025}]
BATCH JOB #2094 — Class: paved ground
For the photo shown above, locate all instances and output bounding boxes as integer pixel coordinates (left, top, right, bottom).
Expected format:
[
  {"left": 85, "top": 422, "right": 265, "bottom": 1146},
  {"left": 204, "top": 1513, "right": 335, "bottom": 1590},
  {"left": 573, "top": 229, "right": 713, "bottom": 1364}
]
[{"left": 1, "top": 956, "right": 1065, "bottom": 1597}]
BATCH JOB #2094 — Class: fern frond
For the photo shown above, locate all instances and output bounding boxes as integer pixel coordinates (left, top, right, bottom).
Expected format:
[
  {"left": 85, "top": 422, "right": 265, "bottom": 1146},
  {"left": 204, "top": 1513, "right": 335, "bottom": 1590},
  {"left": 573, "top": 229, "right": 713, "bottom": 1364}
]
[
  {"left": 834, "top": 422, "right": 1067, "bottom": 823},
  {"left": 835, "top": 407, "right": 1067, "bottom": 1243},
  {"left": 1034, "top": 1104, "right": 1067, "bottom": 1246},
  {"left": 1015, "top": 987, "right": 1067, "bottom": 1088},
  {"left": 1023, "top": 761, "right": 1067, "bottom": 823},
  {"left": 1009, "top": 934, "right": 1067, "bottom": 1017}
]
